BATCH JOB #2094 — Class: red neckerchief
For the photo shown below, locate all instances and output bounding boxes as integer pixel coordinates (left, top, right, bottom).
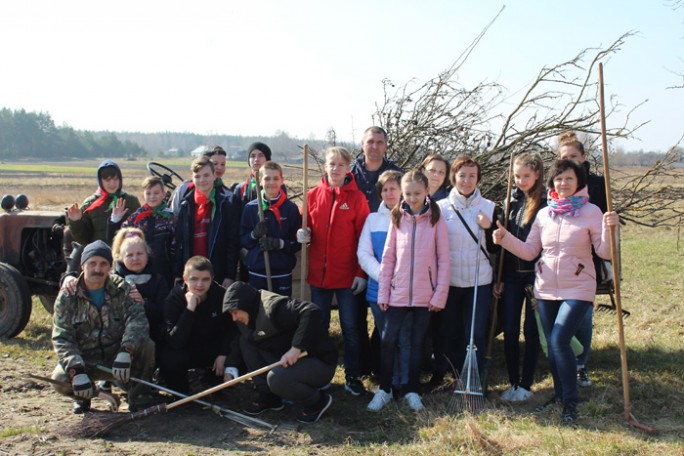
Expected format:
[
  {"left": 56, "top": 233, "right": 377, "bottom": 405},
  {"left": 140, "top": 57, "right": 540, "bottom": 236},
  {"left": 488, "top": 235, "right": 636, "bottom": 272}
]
[
  {"left": 134, "top": 202, "right": 172, "bottom": 225},
  {"left": 240, "top": 172, "right": 256, "bottom": 200},
  {"left": 262, "top": 191, "right": 287, "bottom": 226},
  {"left": 194, "top": 188, "right": 216, "bottom": 222},
  {"left": 84, "top": 187, "right": 119, "bottom": 213}
]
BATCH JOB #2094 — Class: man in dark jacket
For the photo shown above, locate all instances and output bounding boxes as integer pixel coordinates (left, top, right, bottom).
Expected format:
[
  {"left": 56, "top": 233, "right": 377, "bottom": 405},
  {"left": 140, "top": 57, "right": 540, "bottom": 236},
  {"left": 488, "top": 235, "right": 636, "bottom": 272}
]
[
  {"left": 161, "top": 256, "right": 238, "bottom": 394},
  {"left": 223, "top": 282, "right": 337, "bottom": 424}
]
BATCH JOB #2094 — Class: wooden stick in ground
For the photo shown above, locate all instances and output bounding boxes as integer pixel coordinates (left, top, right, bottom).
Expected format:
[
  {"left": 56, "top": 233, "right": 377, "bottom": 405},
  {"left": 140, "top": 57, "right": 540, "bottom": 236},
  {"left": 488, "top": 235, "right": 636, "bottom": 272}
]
[
  {"left": 299, "top": 144, "right": 309, "bottom": 299},
  {"left": 95, "top": 365, "right": 275, "bottom": 431},
  {"left": 254, "top": 167, "right": 273, "bottom": 291},
  {"left": 62, "top": 352, "right": 308, "bottom": 438},
  {"left": 598, "top": 62, "right": 656, "bottom": 433},
  {"left": 482, "top": 153, "right": 515, "bottom": 394}
]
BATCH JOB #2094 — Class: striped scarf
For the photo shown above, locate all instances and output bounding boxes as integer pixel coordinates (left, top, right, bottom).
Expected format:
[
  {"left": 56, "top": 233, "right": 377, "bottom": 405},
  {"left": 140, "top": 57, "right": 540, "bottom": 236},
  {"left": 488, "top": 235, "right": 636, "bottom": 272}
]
[{"left": 547, "top": 189, "right": 588, "bottom": 218}]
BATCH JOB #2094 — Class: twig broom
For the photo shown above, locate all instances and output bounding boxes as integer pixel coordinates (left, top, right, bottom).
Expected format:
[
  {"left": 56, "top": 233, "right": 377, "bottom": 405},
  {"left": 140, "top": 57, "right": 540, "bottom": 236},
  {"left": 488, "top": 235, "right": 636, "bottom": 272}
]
[{"left": 60, "top": 352, "right": 307, "bottom": 438}]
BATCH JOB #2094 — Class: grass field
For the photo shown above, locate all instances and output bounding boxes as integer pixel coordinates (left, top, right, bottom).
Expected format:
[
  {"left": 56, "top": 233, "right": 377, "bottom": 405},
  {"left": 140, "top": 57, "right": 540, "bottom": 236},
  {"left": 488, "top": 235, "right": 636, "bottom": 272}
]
[{"left": 1, "top": 160, "right": 683, "bottom": 455}]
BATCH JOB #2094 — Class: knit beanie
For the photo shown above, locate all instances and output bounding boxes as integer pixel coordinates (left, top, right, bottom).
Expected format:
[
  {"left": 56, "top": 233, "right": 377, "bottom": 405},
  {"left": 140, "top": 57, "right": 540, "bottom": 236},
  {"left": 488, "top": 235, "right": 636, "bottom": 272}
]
[
  {"left": 81, "top": 240, "right": 113, "bottom": 265},
  {"left": 247, "top": 142, "right": 272, "bottom": 163}
]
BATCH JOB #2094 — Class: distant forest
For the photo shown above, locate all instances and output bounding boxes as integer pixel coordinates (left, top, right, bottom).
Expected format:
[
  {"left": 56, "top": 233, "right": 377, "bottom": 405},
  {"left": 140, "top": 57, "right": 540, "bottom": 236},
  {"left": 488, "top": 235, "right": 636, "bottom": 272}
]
[
  {"left": 0, "top": 108, "right": 334, "bottom": 162},
  {"left": 0, "top": 108, "right": 678, "bottom": 166}
]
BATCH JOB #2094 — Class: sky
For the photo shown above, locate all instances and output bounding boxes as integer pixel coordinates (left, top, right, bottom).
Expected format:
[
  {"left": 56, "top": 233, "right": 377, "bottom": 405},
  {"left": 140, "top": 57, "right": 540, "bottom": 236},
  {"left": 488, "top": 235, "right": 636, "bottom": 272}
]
[{"left": 1, "top": 0, "right": 682, "bottom": 152}]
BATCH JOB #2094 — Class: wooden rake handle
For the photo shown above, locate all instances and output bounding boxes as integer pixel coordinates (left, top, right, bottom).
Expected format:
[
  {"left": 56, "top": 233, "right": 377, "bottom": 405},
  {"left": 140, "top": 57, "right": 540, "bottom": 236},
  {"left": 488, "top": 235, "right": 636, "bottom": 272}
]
[{"left": 166, "top": 351, "right": 308, "bottom": 411}]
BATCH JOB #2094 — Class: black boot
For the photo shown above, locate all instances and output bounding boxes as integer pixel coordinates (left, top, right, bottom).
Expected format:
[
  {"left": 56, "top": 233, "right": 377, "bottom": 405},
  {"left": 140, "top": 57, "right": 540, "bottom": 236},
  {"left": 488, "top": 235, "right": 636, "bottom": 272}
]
[{"left": 73, "top": 399, "right": 91, "bottom": 414}]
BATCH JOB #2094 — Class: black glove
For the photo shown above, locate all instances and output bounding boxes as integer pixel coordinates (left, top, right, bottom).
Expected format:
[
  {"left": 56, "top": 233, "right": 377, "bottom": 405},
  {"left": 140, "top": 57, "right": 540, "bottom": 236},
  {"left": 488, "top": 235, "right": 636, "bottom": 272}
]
[
  {"left": 259, "top": 237, "right": 282, "bottom": 251},
  {"left": 251, "top": 220, "right": 268, "bottom": 239}
]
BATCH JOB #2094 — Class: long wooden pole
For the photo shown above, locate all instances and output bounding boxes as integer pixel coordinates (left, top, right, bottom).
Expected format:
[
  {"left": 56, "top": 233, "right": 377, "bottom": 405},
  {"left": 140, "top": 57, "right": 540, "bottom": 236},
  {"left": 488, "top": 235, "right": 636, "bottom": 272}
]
[
  {"left": 254, "top": 167, "right": 273, "bottom": 291},
  {"left": 482, "top": 153, "right": 515, "bottom": 394},
  {"left": 598, "top": 62, "right": 655, "bottom": 433},
  {"left": 300, "top": 145, "right": 309, "bottom": 299}
]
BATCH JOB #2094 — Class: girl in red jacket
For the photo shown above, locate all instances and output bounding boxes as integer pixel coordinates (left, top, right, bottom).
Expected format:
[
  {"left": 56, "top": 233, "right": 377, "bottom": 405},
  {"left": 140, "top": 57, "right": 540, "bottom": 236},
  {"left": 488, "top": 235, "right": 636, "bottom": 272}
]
[
  {"left": 298, "top": 147, "right": 370, "bottom": 396},
  {"left": 367, "top": 171, "right": 450, "bottom": 412}
]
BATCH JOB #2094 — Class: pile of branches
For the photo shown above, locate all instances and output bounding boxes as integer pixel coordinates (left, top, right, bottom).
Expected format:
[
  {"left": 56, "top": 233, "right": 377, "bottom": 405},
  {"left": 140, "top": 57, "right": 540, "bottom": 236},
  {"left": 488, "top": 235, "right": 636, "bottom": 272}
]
[{"left": 369, "top": 20, "right": 682, "bottom": 228}]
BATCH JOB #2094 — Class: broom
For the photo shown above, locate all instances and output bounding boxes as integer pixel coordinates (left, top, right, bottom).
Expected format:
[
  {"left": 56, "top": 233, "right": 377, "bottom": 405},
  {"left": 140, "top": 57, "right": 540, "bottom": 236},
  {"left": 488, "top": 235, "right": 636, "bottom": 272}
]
[
  {"left": 95, "top": 365, "right": 275, "bottom": 431},
  {"left": 60, "top": 352, "right": 307, "bottom": 438},
  {"left": 481, "top": 153, "right": 515, "bottom": 395},
  {"left": 597, "top": 63, "right": 656, "bottom": 433},
  {"left": 451, "top": 227, "right": 486, "bottom": 414}
]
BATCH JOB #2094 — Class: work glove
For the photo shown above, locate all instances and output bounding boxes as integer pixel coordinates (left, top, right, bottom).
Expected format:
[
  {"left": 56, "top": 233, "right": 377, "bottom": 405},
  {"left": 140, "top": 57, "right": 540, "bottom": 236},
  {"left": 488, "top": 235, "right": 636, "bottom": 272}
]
[
  {"left": 296, "top": 227, "right": 311, "bottom": 244},
  {"left": 350, "top": 277, "right": 367, "bottom": 295},
  {"left": 259, "top": 237, "right": 283, "bottom": 251},
  {"left": 112, "top": 349, "right": 132, "bottom": 383},
  {"left": 70, "top": 366, "right": 94, "bottom": 399},
  {"left": 251, "top": 220, "right": 268, "bottom": 239}
]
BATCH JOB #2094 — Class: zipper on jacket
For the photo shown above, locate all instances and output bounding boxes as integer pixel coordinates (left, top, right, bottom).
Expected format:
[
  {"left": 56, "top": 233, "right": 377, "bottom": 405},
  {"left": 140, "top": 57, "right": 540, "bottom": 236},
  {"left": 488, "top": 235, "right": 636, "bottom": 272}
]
[
  {"left": 409, "top": 215, "right": 416, "bottom": 306},
  {"left": 321, "top": 189, "right": 336, "bottom": 286},
  {"left": 554, "top": 216, "right": 563, "bottom": 292},
  {"left": 97, "top": 301, "right": 105, "bottom": 361}
]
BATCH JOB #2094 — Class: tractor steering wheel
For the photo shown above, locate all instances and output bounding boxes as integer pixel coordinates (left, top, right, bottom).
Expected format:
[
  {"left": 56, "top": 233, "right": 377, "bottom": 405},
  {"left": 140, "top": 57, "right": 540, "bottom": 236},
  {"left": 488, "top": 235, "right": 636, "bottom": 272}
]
[{"left": 146, "top": 162, "right": 184, "bottom": 191}]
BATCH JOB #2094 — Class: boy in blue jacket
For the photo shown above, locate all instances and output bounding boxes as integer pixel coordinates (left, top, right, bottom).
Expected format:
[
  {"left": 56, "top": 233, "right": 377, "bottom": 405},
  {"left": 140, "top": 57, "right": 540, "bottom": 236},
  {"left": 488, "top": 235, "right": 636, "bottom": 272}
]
[{"left": 239, "top": 161, "right": 301, "bottom": 296}]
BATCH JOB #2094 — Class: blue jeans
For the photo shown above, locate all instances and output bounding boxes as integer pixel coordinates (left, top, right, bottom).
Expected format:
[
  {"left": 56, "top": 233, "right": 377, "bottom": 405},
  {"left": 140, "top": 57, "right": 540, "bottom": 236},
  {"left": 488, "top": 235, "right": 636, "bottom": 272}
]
[
  {"left": 575, "top": 306, "right": 593, "bottom": 368},
  {"left": 370, "top": 301, "right": 412, "bottom": 387},
  {"left": 433, "top": 285, "right": 491, "bottom": 376},
  {"left": 502, "top": 277, "right": 539, "bottom": 389},
  {"left": 310, "top": 286, "right": 361, "bottom": 379},
  {"left": 537, "top": 299, "right": 591, "bottom": 405},
  {"left": 379, "top": 307, "right": 431, "bottom": 394}
]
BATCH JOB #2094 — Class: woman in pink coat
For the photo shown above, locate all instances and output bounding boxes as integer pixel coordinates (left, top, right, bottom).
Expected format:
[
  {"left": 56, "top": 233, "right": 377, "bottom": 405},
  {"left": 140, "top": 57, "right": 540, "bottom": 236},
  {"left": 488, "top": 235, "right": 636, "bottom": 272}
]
[
  {"left": 367, "top": 171, "right": 450, "bottom": 412},
  {"left": 493, "top": 159, "right": 619, "bottom": 424}
]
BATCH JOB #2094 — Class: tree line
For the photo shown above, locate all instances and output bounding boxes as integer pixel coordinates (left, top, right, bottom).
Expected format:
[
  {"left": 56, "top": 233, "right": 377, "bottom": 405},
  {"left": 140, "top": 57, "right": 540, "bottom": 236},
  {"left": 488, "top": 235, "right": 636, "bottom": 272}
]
[{"left": 0, "top": 108, "right": 145, "bottom": 160}]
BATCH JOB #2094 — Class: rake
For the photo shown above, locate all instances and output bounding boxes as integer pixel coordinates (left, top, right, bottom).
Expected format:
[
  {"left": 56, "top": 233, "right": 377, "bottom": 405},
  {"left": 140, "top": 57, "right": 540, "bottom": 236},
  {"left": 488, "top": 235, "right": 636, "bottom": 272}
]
[{"left": 451, "top": 227, "right": 485, "bottom": 414}]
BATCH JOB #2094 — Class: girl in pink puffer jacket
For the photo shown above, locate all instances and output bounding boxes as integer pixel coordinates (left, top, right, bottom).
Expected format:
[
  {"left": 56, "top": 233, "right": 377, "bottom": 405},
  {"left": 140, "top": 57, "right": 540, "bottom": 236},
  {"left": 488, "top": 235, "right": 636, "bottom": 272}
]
[{"left": 367, "top": 171, "right": 450, "bottom": 412}]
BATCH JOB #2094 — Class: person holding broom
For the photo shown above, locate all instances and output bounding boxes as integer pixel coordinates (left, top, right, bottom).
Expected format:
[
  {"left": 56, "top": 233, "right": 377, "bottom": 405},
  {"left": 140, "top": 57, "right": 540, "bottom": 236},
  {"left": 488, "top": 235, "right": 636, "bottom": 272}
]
[
  {"left": 51, "top": 240, "right": 156, "bottom": 414},
  {"left": 239, "top": 161, "right": 301, "bottom": 296},
  {"left": 493, "top": 159, "right": 619, "bottom": 424},
  {"left": 222, "top": 281, "right": 337, "bottom": 423}
]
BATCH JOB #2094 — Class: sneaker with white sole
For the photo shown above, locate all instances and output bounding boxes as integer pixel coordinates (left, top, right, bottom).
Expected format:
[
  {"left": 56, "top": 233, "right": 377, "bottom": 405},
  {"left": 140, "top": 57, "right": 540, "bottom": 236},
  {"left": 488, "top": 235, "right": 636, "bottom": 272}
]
[
  {"left": 367, "top": 389, "right": 393, "bottom": 412},
  {"left": 511, "top": 386, "right": 533, "bottom": 402},
  {"left": 501, "top": 385, "right": 518, "bottom": 401},
  {"left": 403, "top": 392, "right": 424, "bottom": 411}
]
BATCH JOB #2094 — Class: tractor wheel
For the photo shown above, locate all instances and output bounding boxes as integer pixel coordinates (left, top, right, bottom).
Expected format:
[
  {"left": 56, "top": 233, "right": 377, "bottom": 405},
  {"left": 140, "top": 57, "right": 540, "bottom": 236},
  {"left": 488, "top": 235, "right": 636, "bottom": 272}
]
[
  {"left": 0, "top": 263, "right": 32, "bottom": 338},
  {"left": 38, "top": 295, "right": 55, "bottom": 314}
]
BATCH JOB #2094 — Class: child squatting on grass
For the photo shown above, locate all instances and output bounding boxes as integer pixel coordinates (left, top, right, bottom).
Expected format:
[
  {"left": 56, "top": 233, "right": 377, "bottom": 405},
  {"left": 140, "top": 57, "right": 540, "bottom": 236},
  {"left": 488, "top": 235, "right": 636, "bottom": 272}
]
[{"left": 367, "top": 170, "right": 450, "bottom": 412}]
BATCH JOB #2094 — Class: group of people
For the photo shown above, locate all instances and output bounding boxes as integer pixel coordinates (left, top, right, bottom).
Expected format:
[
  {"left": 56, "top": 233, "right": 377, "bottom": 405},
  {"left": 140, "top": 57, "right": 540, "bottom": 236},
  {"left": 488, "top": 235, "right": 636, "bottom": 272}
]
[{"left": 49, "top": 127, "right": 618, "bottom": 426}]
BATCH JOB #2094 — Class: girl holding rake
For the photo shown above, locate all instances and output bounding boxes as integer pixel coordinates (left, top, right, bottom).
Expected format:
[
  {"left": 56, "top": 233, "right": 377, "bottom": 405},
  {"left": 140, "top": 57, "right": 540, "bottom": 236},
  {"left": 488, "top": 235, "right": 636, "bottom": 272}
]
[
  {"left": 367, "top": 171, "right": 450, "bottom": 412},
  {"left": 493, "top": 159, "right": 619, "bottom": 423}
]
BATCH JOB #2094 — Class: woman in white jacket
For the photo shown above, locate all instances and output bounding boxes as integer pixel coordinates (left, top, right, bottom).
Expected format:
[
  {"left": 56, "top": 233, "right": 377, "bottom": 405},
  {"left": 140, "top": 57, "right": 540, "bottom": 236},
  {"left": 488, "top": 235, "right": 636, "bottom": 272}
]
[{"left": 433, "top": 156, "right": 498, "bottom": 384}]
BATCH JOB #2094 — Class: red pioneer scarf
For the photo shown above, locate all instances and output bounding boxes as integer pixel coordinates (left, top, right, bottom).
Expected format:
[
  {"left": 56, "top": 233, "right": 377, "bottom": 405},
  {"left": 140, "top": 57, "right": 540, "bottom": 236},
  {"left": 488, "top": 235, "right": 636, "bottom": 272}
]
[{"left": 261, "top": 190, "right": 287, "bottom": 226}]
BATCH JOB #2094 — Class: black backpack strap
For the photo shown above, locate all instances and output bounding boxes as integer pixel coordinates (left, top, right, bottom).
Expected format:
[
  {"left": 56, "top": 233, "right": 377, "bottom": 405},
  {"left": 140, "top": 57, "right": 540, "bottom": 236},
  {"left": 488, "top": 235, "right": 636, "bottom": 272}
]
[{"left": 451, "top": 204, "right": 490, "bottom": 261}]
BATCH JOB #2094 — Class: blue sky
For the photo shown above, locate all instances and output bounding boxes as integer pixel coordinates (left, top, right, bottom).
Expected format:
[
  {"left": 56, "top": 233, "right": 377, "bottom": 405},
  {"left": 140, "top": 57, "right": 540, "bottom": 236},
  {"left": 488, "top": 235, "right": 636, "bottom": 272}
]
[{"left": 1, "top": 1, "right": 682, "bottom": 151}]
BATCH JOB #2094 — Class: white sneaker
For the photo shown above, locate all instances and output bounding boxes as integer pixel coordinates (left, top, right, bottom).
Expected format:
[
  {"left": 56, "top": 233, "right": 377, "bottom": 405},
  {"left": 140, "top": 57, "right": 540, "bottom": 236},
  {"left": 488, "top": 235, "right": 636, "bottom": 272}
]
[
  {"left": 403, "top": 392, "right": 424, "bottom": 411},
  {"left": 367, "top": 389, "right": 392, "bottom": 412},
  {"left": 501, "top": 385, "right": 517, "bottom": 401},
  {"left": 511, "top": 386, "right": 533, "bottom": 402}
]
